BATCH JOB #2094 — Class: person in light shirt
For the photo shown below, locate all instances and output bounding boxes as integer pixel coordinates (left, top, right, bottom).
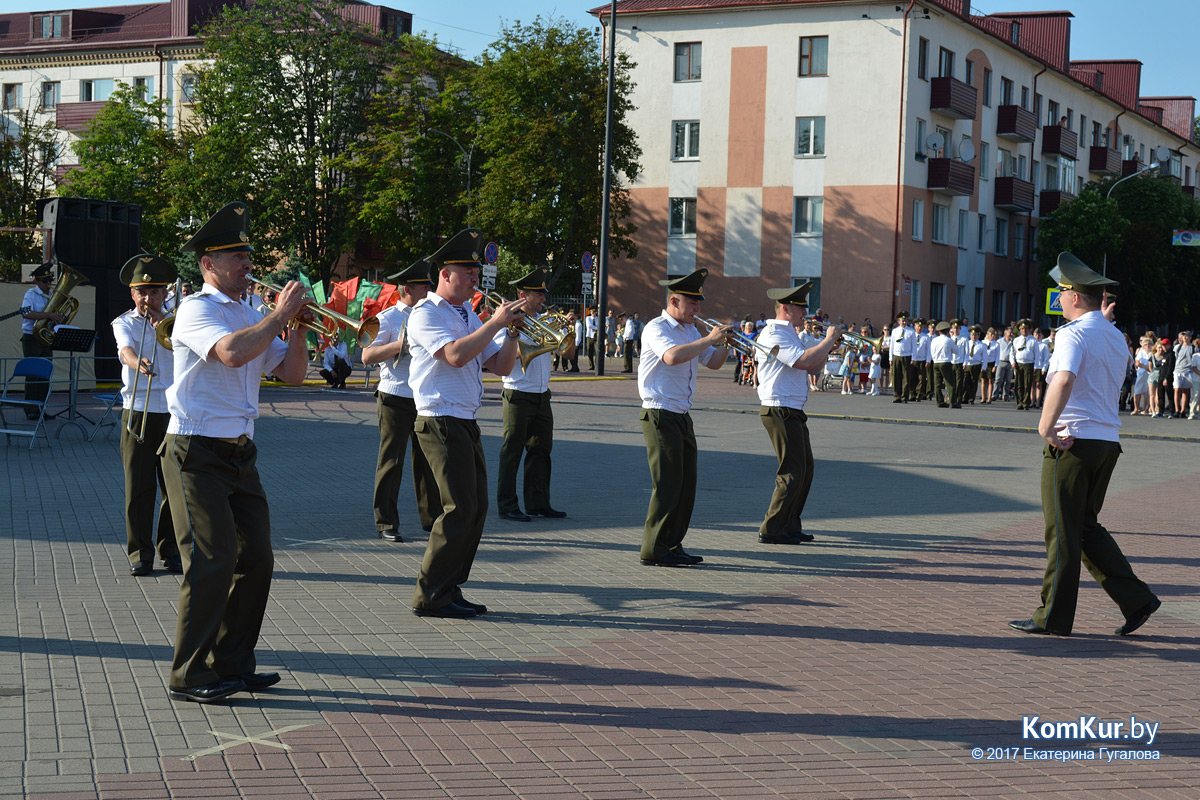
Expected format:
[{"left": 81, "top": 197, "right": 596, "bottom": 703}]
[
  {"left": 406, "top": 228, "right": 525, "bottom": 619},
  {"left": 980, "top": 327, "right": 999, "bottom": 405},
  {"left": 1011, "top": 319, "right": 1036, "bottom": 409},
  {"left": 637, "top": 268, "right": 730, "bottom": 567},
  {"left": 19, "top": 262, "right": 60, "bottom": 416},
  {"left": 754, "top": 284, "right": 841, "bottom": 545},
  {"left": 911, "top": 318, "right": 931, "bottom": 401},
  {"left": 111, "top": 254, "right": 182, "bottom": 577},
  {"left": 360, "top": 258, "right": 437, "bottom": 543},
  {"left": 960, "top": 325, "right": 986, "bottom": 404},
  {"left": 929, "top": 321, "right": 959, "bottom": 408},
  {"left": 889, "top": 312, "right": 915, "bottom": 403},
  {"left": 493, "top": 268, "right": 567, "bottom": 522},
  {"left": 161, "top": 201, "right": 314, "bottom": 704},
  {"left": 1009, "top": 253, "right": 1159, "bottom": 638}
]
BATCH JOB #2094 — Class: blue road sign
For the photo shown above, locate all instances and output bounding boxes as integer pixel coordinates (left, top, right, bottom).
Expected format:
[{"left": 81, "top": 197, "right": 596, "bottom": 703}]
[
  {"left": 582, "top": 252, "right": 593, "bottom": 271},
  {"left": 484, "top": 242, "right": 499, "bottom": 264}
]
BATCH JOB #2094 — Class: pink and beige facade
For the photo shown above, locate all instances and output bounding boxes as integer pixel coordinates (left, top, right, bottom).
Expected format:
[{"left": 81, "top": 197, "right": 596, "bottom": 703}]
[{"left": 593, "top": 0, "right": 1199, "bottom": 328}]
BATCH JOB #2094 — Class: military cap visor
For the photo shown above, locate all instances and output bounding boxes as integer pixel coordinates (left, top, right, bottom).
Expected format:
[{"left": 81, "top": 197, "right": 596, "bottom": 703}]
[
  {"left": 431, "top": 228, "right": 487, "bottom": 267},
  {"left": 181, "top": 201, "right": 254, "bottom": 254},
  {"left": 1051, "top": 252, "right": 1117, "bottom": 293},
  {"left": 659, "top": 268, "right": 708, "bottom": 300},
  {"left": 120, "top": 254, "right": 178, "bottom": 287},
  {"left": 387, "top": 257, "right": 435, "bottom": 284},
  {"left": 767, "top": 283, "right": 812, "bottom": 306}
]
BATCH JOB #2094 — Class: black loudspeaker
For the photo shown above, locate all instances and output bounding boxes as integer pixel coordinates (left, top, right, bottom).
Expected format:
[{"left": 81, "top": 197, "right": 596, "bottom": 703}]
[{"left": 40, "top": 197, "right": 144, "bottom": 380}]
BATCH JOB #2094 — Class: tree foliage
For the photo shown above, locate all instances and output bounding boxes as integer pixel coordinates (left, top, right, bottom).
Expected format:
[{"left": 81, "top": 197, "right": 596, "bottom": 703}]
[
  {"left": 0, "top": 111, "right": 63, "bottom": 278},
  {"left": 470, "top": 17, "right": 641, "bottom": 293}
]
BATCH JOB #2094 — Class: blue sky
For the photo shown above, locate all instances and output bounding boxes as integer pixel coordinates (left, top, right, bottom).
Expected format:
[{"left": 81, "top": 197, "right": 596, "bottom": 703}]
[{"left": 8, "top": 0, "right": 1197, "bottom": 99}]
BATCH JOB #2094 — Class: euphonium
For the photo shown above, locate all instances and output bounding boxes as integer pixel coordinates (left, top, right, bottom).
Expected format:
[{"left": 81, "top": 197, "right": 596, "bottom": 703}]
[
  {"left": 32, "top": 264, "right": 87, "bottom": 346},
  {"left": 480, "top": 290, "right": 572, "bottom": 370}
]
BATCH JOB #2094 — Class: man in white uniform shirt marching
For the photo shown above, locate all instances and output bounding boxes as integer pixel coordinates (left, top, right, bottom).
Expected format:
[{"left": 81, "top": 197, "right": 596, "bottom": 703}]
[
  {"left": 755, "top": 284, "right": 841, "bottom": 544},
  {"left": 890, "top": 312, "right": 915, "bottom": 403}
]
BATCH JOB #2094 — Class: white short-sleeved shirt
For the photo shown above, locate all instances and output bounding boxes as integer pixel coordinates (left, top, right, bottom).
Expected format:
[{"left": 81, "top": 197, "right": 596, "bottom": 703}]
[
  {"left": 930, "top": 334, "right": 957, "bottom": 363},
  {"left": 1034, "top": 339, "right": 1051, "bottom": 370},
  {"left": 997, "top": 337, "right": 1014, "bottom": 362},
  {"left": 950, "top": 335, "right": 967, "bottom": 364},
  {"left": 755, "top": 320, "right": 809, "bottom": 410},
  {"left": 1047, "top": 310, "right": 1126, "bottom": 442},
  {"left": 983, "top": 339, "right": 999, "bottom": 366},
  {"left": 1173, "top": 343, "right": 1194, "bottom": 376},
  {"left": 493, "top": 320, "right": 551, "bottom": 393},
  {"left": 1012, "top": 334, "right": 1036, "bottom": 364},
  {"left": 112, "top": 308, "right": 175, "bottom": 412},
  {"left": 408, "top": 291, "right": 500, "bottom": 419},
  {"left": 166, "top": 284, "right": 287, "bottom": 438},
  {"left": 20, "top": 286, "right": 50, "bottom": 335},
  {"left": 585, "top": 315, "right": 598, "bottom": 336},
  {"left": 370, "top": 304, "right": 415, "bottom": 398},
  {"left": 891, "top": 326, "right": 915, "bottom": 357},
  {"left": 623, "top": 318, "right": 637, "bottom": 341},
  {"left": 963, "top": 338, "right": 985, "bottom": 366},
  {"left": 914, "top": 331, "right": 931, "bottom": 361},
  {"left": 638, "top": 311, "right": 715, "bottom": 414}
]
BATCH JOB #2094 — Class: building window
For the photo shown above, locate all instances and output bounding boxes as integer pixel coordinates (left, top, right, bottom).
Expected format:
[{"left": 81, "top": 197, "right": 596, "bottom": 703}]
[
  {"left": 939, "top": 47, "right": 954, "bottom": 78},
  {"left": 917, "top": 38, "right": 928, "bottom": 80},
  {"left": 910, "top": 280, "right": 922, "bottom": 318},
  {"left": 81, "top": 78, "right": 115, "bottom": 103},
  {"left": 674, "top": 42, "right": 702, "bottom": 82},
  {"left": 1021, "top": 86, "right": 1029, "bottom": 109},
  {"left": 1012, "top": 291, "right": 1021, "bottom": 320},
  {"left": 1014, "top": 222, "right": 1025, "bottom": 258},
  {"left": 964, "top": 59, "right": 974, "bottom": 86},
  {"left": 669, "top": 198, "right": 697, "bottom": 236},
  {"left": 1076, "top": 176, "right": 1084, "bottom": 195},
  {"left": 1123, "top": 134, "right": 1134, "bottom": 160},
  {"left": 793, "top": 196, "right": 824, "bottom": 236},
  {"left": 1001, "top": 77, "right": 1013, "bottom": 105},
  {"left": 181, "top": 75, "right": 197, "bottom": 104},
  {"left": 979, "top": 142, "right": 990, "bottom": 181},
  {"left": 982, "top": 69, "right": 992, "bottom": 106},
  {"left": 930, "top": 282, "right": 945, "bottom": 319},
  {"left": 795, "top": 116, "right": 825, "bottom": 156},
  {"left": 974, "top": 288, "right": 984, "bottom": 322},
  {"left": 33, "top": 14, "right": 66, "bottom": 39},
  {"left": 1066, "top": 108, "right": 1073, "bottom": 129},
  {"left": 932, "top": 203, "right": 949, "bottom": 244},
  {"left": 1034, "top": 93, "right": 1042, "bottom": 125},
  {"left": 799, "top": 36, "right": 828, "bottom": 76},
  {"left": 956, "top": 285, "right": 965, "bottom": 319},
  {"left": 957, "top": 209, "right": 968, "bottom": 249},
  {"left": 912, "top": 199, "right": 924, "bottom": 241},
  {"left": 672, "top": 121, "right": 700, "bottom": 160},
  {"left": 995, "top": 217, "right": 1008, "bottom": 256},
  {"left": 998, "top": 147, "right": 1014, "bottom": 178},
  {"left": 1043, "top": 156, "right": 1076, "bottom": 193},
  {"left": 1010, "top": 21, "right": 1021, "bottom": 44},
  {"left": 40, "top": 81, "right": 60, "bottom": 110},
  {"left": 1018, "top": 154, "right": 1027, "bottom": 180},
  {"left": 2, "top": 84, "right": 21, "bottom": 111},
  {"left": 1091, "top": 121, "right": 1102, "bottom": 147},
  {"left": 134, "top": 77, "right": 154, "bottom": 101},
  {"left": 977, "top": 213, "right": 986, "bottom": 252},
  {"left": 992, "top": 290, "right": 1006, "bottom": 324},
  {"left": 916, "top": 118, "right": 927, "bottom": 158},
  {"left": 1047, "top": 100, "right": 1059, "bottom": 125}
]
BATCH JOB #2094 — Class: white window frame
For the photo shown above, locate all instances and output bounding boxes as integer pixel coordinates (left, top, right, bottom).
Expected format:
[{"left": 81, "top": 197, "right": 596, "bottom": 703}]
[
  {"left": 995, "top": 217, "right": 1008, "bottom": 257},
  {"left": 911, "top": 199, "right": 924, "bottom": 241},
  {"left": 957, "top": 209, "right": 968, "bottom": 249},
  {"left": 793, "top": 196, "right": 824, "bottom": 236},
  {"left": 674, "top": 42, "right": 702, "bottom": 82},
  {"left": 1014, "top": 222, "right": 1025, "bottom": 259},
  {"left": 979, "top": 142, "right": 990, "bottom": 181},
  {"left": 40, "top": 81, "right": 60, "bottom": 110},
  {"left": 669, "top": 197, "right": 697, "bottom": 237},
  {"left": 672, "top": 120, "right": 700, "bottom": 161},
  {"left": 977, "top": 213, "right": 986, "bottom": 253},
  {"left": 932, "top": 203, "right": 948, "bottom": 244},
  {"left": 2, "top": 83, "right": 22, "bottom": 111},
  {"left": 795, "top": 116, "right": 826, "bottom": 157}
]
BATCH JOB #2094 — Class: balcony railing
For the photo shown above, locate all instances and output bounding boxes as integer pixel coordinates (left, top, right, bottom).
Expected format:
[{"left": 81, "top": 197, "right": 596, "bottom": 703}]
[
  {"left": 55, "top": 101, "right": 107, "bottom": 131},
  {"left": 996, "top": 105, "right": 1037, "bottom": 142},
  {"left": 1041, "top": 125, "right": 1078, "bottom": 160},
  {"left": 995, "top": 177, "right": 1035, "bottom": 212},
  {"left": 927, "top": 158, "right": 975, "bottom": 195},
  {"left": 929, "top": 76, "right": 977, "bottom": 120},
  {"left": 1181, "top": 185, "right": 1197, "bottom": 199},
  {"left": 1088, "top": 146, "right": 1121, "bottom": 176},
  {"left": 1122, "top": 159, "right": 1144, "bottom": 176},
  {"left": 1039, "top": 189, "right": 1075, "bottom": 217}
]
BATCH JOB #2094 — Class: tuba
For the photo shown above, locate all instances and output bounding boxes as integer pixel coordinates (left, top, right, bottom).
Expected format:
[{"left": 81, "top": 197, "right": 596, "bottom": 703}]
[{"left": 32, "top": 264, "right": 87, "bottom": 346}]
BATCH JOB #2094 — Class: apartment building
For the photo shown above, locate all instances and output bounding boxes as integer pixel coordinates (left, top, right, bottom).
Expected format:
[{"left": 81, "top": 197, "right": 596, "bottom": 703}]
[
  {"left": 0, "top": 0, "right": 411, "bottom": 180},
  {"left": 593, "top": 0, "right": 1199, "bottom": 328}
]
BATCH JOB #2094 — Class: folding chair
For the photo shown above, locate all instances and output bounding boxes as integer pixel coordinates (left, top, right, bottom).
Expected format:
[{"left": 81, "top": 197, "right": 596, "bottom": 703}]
[
  {"left": 0, "top": 357, "right": 55, "bottom": 449},
  {"left": 87, "top": 393, "right": 122, "bottom": 442}
]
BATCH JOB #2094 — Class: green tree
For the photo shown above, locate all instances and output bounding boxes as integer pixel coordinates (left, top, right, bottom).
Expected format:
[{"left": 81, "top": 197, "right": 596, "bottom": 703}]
[
  {"left": 341, "top": 33, "right": 476, "bottom": 265},
  {"left": 65, "top": 84, "right": 184, "bottom": 257},
  {"left": 470, "top": 16, "right": 642, "bottom": 293},
  {"left": 189, "top": 0, "right": 389, "bottom": 285},
  {"left": 0, "top": 111, "right": 64, "bottom": 278}
]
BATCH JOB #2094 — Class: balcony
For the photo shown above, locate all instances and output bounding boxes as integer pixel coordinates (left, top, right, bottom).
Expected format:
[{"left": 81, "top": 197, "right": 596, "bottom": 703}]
[
  {"left": 55, "top": 101, "right": 107, "bottom": 131},
  {"left": 1039, "top": 189, "right": 1075, "bottom": 217},
  {"left": 996, "top": 105, "right": 1037, "bottom": 142},
  {"left": 927, "top": 158, "right": 975, "bottom": 195},
  {"left": 1122, "top": 159, "right": 1145, "bottom": 176},
  {"left": 929, "top": 76, "right": 977, "bottom": 120},
  {"left": 995, "top": 177, "right": 1035, "bottom": 212},
  {"left": 1041, "top": 125, "right": 1078, "bottom": 160},
  {"left": 1088, "top": 146, "right": 1121, "bottom": 176},
  {"left": 1182, "top": 185, "right": 1197, "bottom": 199}
]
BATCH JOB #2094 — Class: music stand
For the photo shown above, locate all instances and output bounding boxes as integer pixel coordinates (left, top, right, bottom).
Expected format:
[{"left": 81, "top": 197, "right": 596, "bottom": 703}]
[{"left": 48, "top": 327, "right": 96, "bottom": 438}]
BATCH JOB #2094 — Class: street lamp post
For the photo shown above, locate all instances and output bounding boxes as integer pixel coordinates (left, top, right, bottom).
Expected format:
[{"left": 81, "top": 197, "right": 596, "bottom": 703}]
[
  {"left": 1102, "top": 161, "right": 1159, "bottom": 276},
  {"left": 429, "top": 128, "right": 474, "bottom": 222}
]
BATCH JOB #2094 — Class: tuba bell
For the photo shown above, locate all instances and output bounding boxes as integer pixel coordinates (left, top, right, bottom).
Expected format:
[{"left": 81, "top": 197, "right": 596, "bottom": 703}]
[{"left": 32, "top": 264, "right": 87, "bottom": 346}]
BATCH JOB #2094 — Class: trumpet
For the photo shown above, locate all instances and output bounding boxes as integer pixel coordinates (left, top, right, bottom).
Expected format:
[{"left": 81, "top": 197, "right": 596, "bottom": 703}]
[
  {"left": 248, "top": 276, "right": 379, "bottom": 347},
  {"left": 808, "top": 318, "right": 882, "bottom": 352},
  {"left": 695, "top": 317, "right": 779, "bottom": 364},
  {"left": 479, "top": 290, "right": 572, "bottom": 370}
]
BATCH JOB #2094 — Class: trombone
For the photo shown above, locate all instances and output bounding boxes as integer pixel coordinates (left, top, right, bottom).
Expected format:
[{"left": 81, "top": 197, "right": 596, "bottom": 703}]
[
  {"left": 695, "top": 317, "right": 779, "bottom": 364},
  {"left": 248, "top": 276, "right": 380, "bottom": 347},
  {"left": 479, "top": 289, "right": 572, "bottom": 370},
  {"left": 124, "top": 310, "right": 161, "bottom": 443}
]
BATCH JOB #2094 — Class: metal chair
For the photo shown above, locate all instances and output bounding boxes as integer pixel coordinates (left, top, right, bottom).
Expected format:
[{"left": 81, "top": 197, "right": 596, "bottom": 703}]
[
  {"left": 87, "top": 393, "right": 122, "bottom": 442},
  {"left": 0, "top": 357, "right": 55, "bottom": 449}
]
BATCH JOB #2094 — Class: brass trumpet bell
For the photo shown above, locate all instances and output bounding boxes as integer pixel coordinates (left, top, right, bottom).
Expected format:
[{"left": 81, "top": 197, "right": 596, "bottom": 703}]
[
  {"left": 695, "top": 317, "right": 779, "bottom": 364},
  {"left": 480, "top": 290, "right": 572, "bottom": 369},
  {"left": 248, "top": 276, "right": 380, "bottom": 347}
]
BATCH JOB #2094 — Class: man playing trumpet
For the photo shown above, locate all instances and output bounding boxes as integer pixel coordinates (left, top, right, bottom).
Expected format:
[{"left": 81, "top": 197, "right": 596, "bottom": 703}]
[
  {"left": 112, "top": 254, "right": 182, "bottom": 577},
  {"left": 755, "top": 284, "right": 842, "bottom": 544}
]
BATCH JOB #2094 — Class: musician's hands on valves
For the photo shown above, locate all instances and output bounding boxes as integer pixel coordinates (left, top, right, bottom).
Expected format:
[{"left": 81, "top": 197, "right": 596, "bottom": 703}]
[
  {"left": 702, "top": 320, "right": 733, "bottom": 347},
  {"left": 273, "top": 280, "right": 318, "bottom": 326},
  {"left": 491, "top": 297, "right": 528, "bottom": 329}
]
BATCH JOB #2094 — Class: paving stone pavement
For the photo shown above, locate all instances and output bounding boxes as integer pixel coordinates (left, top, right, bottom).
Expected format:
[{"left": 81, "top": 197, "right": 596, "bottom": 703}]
[{"left": 3, "top": 367, "right": 1199, "bottom": 799}]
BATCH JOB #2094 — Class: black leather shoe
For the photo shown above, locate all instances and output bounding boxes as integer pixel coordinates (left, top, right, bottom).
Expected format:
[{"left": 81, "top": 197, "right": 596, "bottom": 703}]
[
  {"left": 1008, "top": 618, "right": 1062, "bottom": 635},
  {"left": 378, "top": 529, "right": 403, "bottom": 542},
  {"left": 163, "top": 556, "right": 183, "bottom": 574},
  {"left": 455, "top": 595, "right": 487, "bottom": 615},
  {"left": 168, "top": 679, "right": 246, "bottom": 704},
  {"left": 640, "top": 552, "right": 695, "bottom": 567},
  {"left": 1116, "top": 597, "right": 1161, "bottom": 636},
  {"left": 529, "top": 507, "right": 567, "bottom": 518},
  {"left": 759, "top": 533, "right": 803, "bottom": 545},
  {"left": 130, "top": 560, "right": 153, "bottom": 577},
  {"left": 499, "top": 510, "right": 532, "bottom": 522},
  {"left": 412, "top": 601, "right": 477, "bottom": 619},
  {"left": 676, "top": 549, "right": 704, "bottom": 564},
  {"left": 235, "top": 672, "right": 281, "bottom": 691}
]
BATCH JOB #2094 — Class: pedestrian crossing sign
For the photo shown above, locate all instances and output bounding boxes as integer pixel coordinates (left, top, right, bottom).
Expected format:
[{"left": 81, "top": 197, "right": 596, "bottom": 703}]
[{"left": 1045, "top": 288, "right": 1063, "bottom": 316}]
